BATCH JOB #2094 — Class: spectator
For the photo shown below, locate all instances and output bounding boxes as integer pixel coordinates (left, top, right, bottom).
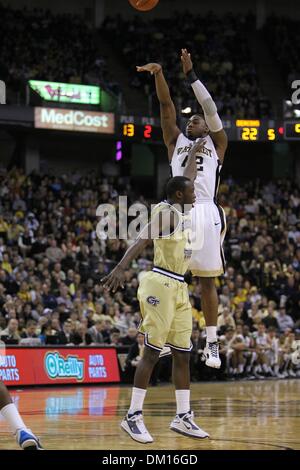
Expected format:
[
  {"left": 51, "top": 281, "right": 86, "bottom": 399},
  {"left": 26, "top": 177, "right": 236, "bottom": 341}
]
[
  {"left": 75, "top": 324, "right": 92, "bottom": 346},
  {"left": 20, "top": 320, "right": 38, "bottom": 339},
  {"left": 0, "top": 318, "right": 20, "bottom": 344},
  {"left": 57, "top": 319, "right": 74, "bottom": 345},
  {"left": 88, "top": 320, "right": 105, "bottom": 345},
  {"left": 45, "top": 239, "right": 65, "bottom": 264},
  {"left": 217, "top": 307, "right": 236, "bottom": 334},
  {"left": 118, "top": 327, "right": 138, "bottom": 346},
  {"left": 262, "top": 303, "right": 279, "bottom": 330},
  {"left": 277, "top": 307, "right": 295, "bottom": 333}
]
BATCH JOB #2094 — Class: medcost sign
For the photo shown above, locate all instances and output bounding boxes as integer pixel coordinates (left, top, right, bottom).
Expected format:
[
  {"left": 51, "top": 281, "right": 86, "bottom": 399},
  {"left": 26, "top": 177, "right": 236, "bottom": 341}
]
[{"left": 34, "top": 107, "right": 115, "bottom": 134}]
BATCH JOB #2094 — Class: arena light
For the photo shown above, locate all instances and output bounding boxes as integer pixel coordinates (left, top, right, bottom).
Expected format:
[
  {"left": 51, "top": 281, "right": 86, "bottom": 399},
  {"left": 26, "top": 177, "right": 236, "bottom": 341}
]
[
  {"left": 283, "top": 98, "right": 300, "bottom": 118},
  {"left": 181, "top": 107, "right": 192, "bottom": 114}
]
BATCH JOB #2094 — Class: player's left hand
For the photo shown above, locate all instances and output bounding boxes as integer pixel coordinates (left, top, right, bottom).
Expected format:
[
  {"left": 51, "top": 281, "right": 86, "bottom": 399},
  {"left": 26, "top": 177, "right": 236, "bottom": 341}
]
[
  {"left": 136, "top": 63, "right": 162, "bottom": 75},
  {"left": 181, "top": 48, "right": 193, "bottom": 75},
  {"left": 189, "top": 139, "right": 206, "bottom": 158},
  {"left": 101, "top": 266, "right": 125, "bottom": 292}
]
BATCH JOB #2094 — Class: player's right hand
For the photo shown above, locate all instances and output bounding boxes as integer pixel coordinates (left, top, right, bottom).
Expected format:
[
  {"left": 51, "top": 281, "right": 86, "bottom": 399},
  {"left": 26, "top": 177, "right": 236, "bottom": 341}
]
[
  {"left": 136, "top": 63, "right": 162, "bottom": 75},
  {"left": 101, "top": 266, "right": 125, "bottom": 293}
]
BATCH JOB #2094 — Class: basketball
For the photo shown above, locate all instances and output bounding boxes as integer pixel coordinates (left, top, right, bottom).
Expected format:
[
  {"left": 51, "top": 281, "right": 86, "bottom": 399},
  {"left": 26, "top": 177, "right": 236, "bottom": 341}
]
[{"left": 128, "top": 0, "right": 159, "bottom": 12}]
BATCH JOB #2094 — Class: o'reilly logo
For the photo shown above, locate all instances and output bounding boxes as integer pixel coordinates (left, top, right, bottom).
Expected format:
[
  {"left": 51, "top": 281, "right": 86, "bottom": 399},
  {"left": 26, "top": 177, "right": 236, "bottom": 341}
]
[
  {"left": 45, "top": 352, "right": 84, "bottom": 381},
  {"left": 35, "top": 107, "right": 115, "bottom": 134}
]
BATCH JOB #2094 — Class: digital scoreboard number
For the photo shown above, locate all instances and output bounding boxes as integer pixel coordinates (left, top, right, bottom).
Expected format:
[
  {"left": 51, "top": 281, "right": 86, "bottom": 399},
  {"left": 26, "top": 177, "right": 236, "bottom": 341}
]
[
  {"left": 284, "top": 121, "right": 300, "bottom": 140},
  {"left": 235, "top": 120, "right": 281, "bottom": 142},
  {"left": 121, "top": 123, "right": 162, "bottom": 141}
]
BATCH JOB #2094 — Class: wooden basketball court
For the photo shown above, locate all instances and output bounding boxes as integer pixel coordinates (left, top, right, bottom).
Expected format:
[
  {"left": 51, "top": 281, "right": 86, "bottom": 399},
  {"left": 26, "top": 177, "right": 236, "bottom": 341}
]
[{"left": 0, "top": 380, "right": 299, "bottom": 450}]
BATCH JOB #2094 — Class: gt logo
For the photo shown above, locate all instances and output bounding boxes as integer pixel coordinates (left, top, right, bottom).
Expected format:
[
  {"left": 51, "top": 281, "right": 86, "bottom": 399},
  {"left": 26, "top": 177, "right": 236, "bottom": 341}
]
[{"left": 146, "top": 296, "right": 160, "bottom": 306}]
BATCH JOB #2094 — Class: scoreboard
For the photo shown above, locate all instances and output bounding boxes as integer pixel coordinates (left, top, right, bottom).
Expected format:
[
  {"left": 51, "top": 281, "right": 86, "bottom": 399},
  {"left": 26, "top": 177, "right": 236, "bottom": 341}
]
[
  {"left": 121, "top": 122, "right": 162, "bottom": 142},
  {"left": 118, "top": 116, "right": 300, "bottom": 143},
  {"left": 229, "top": 120, "right": 281, "bottom": 142},
  {"left": 1, "top": 106, "right": 300, "bottom": 142},
  {"left": 284, "top": 121, "right": 300, "bottom": 140}
]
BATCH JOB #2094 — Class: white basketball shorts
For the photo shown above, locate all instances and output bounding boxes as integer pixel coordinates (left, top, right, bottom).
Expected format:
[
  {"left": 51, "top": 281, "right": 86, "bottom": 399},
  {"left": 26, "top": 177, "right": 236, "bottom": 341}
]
[{"left": 189, "top": 201, "right": 226, "bottom": 277}]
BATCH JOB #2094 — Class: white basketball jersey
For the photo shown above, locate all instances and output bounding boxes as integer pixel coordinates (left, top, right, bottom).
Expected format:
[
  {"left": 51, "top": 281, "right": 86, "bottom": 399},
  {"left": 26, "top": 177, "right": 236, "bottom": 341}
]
[{"left": 171, "top": 133, "right": 221, "bottom": 203}]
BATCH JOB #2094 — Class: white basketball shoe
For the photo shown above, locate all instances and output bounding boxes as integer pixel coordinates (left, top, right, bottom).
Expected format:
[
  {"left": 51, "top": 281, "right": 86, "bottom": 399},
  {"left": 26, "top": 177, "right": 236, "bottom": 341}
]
[
  {"left": 121, "top": 411, "right": 154, "bottom": 444},
  {"left": 170, "top": 411, "right": 209, "bottom": 439},
  {"left": 204, "top": 341, "right": 221, "bottom": 368}
]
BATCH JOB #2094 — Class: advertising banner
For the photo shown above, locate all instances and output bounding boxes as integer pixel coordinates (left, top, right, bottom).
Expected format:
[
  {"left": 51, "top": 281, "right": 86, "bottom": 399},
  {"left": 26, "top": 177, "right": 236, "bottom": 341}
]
[
  {"left": 0, "top": 348, "right": 120, "bottom": 386},
  {"left": 29, "top": 80, "right": 101, "bottom": 105},
  {"left": 34, "top": 107, "right": 115, "bottom": 134}
]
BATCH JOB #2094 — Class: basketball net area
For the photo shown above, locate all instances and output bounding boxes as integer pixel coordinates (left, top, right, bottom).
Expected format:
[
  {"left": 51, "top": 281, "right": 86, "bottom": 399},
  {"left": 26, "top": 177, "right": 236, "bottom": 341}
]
[{"left": 0, "top": 80, "right": 6, "bottom": 104}]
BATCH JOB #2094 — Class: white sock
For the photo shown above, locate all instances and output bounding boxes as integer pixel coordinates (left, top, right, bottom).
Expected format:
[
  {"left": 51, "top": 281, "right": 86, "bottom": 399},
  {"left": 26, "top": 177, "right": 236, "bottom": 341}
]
[
  {"left": 128, "top": 387, "right": 147, "bottom": 415},
  {"left": 238, "top": 364, "right": 244, "bottom": 373},
  {"left": 175, "top": 389, "right": 190, "bottom": 415},
  {"left": 0, "top": 404, "right": 27, "bottom": 434},
  {"left": 206, "top": 326, "right": 217, "bottom": 343}
]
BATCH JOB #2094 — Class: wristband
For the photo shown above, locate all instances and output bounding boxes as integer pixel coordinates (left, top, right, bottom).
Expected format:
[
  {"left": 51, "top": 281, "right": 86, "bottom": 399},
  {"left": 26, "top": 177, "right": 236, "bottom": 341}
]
[{"left": 186, "top": 68, "right": 198, "bottom": 84}]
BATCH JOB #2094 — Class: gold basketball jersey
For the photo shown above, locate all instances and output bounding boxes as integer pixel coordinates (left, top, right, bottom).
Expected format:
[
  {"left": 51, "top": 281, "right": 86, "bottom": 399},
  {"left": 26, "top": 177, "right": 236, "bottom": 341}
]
[{"left": 151, "top": 201, "right": 192, "bottom": 275}]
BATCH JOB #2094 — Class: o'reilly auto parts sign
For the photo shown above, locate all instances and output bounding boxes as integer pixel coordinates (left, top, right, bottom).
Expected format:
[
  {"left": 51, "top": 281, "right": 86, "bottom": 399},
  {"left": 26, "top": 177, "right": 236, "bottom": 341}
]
[{"left": 34, "top": 107, "right": 115, "bottom": 134}]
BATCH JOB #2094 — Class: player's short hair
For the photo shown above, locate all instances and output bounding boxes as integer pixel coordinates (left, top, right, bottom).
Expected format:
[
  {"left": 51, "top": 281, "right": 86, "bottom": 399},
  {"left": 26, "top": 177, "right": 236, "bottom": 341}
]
[
  {"left": 166, "top": 176, "right": 190, "bottom": 198},
  {"left": 189, "top": 112, "right": 205, "bottom": 121}
]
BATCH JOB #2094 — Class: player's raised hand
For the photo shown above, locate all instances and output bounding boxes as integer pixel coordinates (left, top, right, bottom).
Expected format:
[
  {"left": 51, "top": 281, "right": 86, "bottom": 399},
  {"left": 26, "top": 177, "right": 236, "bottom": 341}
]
[
  {"left": 189, "top": 139, "right": 206, "bottom": 158},
  {"left": 101, "top": 266, "right": 125, "bottom": 293},
  {"left": 136, "top": 63, "right": 162, "bottom": 75},
  {"left": 181, "top": 48, "right": 193, "bottom": 75}
]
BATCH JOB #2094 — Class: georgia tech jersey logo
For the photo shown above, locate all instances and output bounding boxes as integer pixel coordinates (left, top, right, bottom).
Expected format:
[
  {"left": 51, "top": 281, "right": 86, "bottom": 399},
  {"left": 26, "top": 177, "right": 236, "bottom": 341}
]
[{"left": 146, "top": 296, "right": 160, "bottom": 306}]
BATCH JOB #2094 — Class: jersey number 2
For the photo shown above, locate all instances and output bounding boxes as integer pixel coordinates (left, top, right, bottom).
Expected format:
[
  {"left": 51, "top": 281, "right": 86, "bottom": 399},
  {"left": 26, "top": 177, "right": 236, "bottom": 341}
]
[{"left": 181, "top": 155, "right": 204, "bottom": 172}]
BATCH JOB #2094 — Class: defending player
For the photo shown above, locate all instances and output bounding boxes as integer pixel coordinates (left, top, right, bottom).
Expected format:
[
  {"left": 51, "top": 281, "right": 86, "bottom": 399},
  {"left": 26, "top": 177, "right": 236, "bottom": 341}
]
[{"left": 102, "top": 176, "right": 209, "bottom": 443}]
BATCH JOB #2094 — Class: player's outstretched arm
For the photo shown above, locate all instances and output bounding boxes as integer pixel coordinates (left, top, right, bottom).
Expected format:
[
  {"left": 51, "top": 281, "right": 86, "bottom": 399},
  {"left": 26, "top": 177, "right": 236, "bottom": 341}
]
[
  {"left": 101, "top": 237, "right": 150, "bottom": 292},
  {"left": 101, "top": 207, "right": 175, "bottom": 292},
  {"left": 137, "top": 63, "right": 180, "bottom": 160},
  {"left": 181, "top": 49, "right": 228, "bottom": 163}
]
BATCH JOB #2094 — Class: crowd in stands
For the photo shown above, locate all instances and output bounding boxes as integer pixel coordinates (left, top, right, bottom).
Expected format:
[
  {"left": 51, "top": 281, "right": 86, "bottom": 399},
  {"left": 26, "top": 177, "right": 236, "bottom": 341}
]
[
  {"left": 0, "top": 167, "right": 299, "bottom": 381},
  {"left": 2, "top": 3, "right": 297, "bottom": 117},
  {"left": 265, "top": 16, "right": 300, "bottom": 95},
  {"left": 0, "top": 3, "right": 117, "bottom": 102},
  {"left": 102, "top": 11, "right": 272, "bottom": 118}
]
